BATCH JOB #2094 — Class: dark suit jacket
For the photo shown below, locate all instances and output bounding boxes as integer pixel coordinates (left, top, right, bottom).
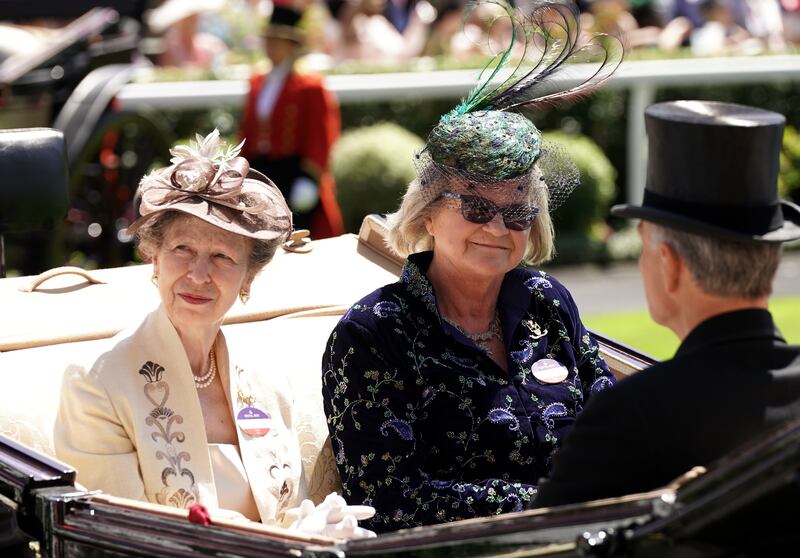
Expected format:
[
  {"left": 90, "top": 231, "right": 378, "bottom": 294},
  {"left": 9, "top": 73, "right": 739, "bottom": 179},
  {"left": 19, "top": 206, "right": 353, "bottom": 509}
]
[{"left": 535, "top": 309, "right": 800, "bottom": 507}]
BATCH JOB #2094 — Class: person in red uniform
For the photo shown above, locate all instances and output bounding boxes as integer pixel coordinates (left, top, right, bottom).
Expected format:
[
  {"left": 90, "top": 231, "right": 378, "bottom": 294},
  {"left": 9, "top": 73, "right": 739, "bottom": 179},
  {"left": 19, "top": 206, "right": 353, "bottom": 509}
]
[{"left": 239, "top": 2, "right": 343, "bottom": 237}]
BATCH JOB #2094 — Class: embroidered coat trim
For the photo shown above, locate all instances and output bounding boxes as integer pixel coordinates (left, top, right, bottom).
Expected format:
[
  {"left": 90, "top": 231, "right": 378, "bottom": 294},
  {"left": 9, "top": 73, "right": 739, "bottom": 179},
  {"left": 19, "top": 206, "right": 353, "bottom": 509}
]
[{"left": 55, "top": 305, "right": 305, "bottom": 525}]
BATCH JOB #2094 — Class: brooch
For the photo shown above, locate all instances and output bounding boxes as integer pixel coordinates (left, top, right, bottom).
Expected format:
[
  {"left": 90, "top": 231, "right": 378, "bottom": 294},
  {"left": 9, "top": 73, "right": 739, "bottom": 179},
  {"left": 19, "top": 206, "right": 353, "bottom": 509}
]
[{"left": 523, "top": 319, "right": 548, "bottom": 339}]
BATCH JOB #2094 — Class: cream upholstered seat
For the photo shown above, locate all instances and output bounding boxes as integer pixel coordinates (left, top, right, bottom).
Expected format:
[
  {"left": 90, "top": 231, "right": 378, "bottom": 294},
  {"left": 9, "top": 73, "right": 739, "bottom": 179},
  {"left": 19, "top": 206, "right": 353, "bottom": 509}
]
[
  {"left": 0, "top": 224, "right": 403, "bottom": 505},
  {"left": 0, "top": 338, "right": 103, "bottom": 456},
  {"left": 0, "top": 314, "right": 346, "bottom": 502},
  {"left": 230, "top": 314, "right": 345, "bottom": 501}
]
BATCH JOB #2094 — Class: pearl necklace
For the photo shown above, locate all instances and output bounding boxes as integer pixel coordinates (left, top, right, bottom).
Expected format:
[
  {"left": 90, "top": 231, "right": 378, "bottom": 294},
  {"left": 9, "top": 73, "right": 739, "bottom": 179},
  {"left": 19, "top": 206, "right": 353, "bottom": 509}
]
[
  {"left": 443, "top": 310, "right": 503, "bottom": 355},
  {"left": 193, "top": 348, "right": 217, "bottom": 389}
]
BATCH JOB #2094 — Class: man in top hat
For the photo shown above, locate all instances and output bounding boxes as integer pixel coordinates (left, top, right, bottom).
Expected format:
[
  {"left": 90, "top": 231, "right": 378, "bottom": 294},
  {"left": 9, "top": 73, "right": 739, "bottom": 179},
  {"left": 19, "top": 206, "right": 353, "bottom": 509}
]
[
  {"left": 534, "top": 100, "right": 800, "bottom": 508},
  {"left": 239, "top": 1, "right": 344, "bottom": 238}
]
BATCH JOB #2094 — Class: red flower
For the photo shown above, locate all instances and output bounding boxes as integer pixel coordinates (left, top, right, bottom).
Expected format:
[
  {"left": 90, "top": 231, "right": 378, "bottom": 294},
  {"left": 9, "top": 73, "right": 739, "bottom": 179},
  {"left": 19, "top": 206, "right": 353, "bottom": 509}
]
[{"left": 188, "top": 503, "right": 211, "bottom": 526}]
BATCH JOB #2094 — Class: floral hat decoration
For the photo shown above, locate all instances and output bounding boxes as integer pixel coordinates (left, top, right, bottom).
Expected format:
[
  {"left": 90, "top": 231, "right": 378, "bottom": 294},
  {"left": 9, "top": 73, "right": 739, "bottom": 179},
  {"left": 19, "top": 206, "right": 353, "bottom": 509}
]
[
  {"left": 417, "top": 0, "right": 623, "bottom": 211},
  {"left": 129, "top": 130, "right": 293, "bottom": 241}
]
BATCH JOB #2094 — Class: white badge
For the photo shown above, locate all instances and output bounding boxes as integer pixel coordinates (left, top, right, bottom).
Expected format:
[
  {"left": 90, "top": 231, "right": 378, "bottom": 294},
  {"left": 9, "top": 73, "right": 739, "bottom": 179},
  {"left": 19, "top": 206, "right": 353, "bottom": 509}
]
[{"left": 531, "top": 358, "right": 569, "bottom": 384}]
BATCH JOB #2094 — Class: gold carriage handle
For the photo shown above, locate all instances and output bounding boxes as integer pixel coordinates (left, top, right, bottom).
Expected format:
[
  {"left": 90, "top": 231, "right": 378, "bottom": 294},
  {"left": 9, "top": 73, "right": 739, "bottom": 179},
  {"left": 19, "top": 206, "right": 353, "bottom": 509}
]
[{"left": 19, "top": 266, "right": 107, "bottom": 293}]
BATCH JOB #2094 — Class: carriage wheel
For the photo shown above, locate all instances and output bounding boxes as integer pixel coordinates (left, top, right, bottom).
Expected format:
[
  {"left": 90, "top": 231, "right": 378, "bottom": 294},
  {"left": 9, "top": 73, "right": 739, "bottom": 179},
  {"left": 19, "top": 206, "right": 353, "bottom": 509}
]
[{"left": 62, "top": 111, "right": 172, "bottom": 268}]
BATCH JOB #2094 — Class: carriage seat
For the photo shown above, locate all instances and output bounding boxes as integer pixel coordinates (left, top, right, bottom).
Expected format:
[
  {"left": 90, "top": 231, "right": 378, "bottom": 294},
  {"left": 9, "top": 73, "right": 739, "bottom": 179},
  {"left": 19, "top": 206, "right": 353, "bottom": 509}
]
[
  {"left": 0, "top": 308, "right": 346, "bottom": 503},
  {"left": 0, "top": 223, "right": 401, "bottom": 509}
]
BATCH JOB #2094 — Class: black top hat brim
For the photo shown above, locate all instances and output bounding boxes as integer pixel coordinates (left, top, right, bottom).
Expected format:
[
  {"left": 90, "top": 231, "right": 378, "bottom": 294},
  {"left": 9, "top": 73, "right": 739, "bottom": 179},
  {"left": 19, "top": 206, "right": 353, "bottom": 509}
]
[
  {"left": 616, "top": 100, "right": 800, "bottom": 244},
  {"left": 611, "top": 199, "right": 800, "bottom": 243}
]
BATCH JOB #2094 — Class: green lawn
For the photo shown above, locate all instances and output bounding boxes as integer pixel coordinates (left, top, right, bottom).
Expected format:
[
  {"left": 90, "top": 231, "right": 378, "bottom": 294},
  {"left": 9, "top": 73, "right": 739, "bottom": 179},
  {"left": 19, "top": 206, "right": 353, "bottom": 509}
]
[{"left": 583, "top": 297, "right": 800, "bottom": 361}]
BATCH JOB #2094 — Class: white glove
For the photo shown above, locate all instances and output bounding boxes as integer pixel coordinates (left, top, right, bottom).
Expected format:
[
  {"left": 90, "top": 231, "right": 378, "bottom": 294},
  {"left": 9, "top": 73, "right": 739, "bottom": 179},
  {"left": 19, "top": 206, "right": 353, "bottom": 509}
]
[
  {"left": 289, "top": 177, "right": 320, "bottom": 213},
  {"left": 207, "top": 507, "right": 250, "bottom": 522},
  {"left": 288, "top": 492, "right": 377, "bottom": 540}
]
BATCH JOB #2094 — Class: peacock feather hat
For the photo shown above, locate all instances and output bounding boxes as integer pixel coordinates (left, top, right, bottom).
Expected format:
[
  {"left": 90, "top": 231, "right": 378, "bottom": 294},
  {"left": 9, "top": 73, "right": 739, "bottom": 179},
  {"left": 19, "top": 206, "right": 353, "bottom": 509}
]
[{"left": 417, "top": 0, "right": 623, "bottom": 209}]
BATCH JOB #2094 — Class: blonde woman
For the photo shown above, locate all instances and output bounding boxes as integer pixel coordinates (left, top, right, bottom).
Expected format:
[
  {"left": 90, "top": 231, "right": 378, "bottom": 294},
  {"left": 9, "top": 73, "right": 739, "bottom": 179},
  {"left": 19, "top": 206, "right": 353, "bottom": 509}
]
[{"left": 321, "top": 1, "right": 621, "bottom": 533}]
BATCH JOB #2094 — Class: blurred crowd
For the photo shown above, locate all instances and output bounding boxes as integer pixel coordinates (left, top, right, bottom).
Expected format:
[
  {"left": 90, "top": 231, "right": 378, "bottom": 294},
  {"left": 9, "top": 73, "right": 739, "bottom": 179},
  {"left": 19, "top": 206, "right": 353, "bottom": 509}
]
[
  {"left": 0, "top": 0, "right": 796, "bottom": 73},
  {"left": 145, "top": 0, "right": 799, "bottom": 72}
]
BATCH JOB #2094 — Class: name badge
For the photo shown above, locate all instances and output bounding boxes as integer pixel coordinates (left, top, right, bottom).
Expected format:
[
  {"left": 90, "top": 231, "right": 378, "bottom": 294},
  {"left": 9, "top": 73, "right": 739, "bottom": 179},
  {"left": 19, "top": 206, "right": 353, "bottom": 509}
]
[
  {"left": 531, "top": 358, "right": 569, "bottom": 384},
  {"left": 236, "top": 406, "right": 272, "bottom": 437}
]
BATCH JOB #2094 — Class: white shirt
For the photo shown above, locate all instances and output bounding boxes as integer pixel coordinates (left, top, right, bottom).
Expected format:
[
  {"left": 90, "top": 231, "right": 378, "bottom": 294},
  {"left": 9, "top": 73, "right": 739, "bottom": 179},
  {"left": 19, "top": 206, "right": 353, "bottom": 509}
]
[{"left": 256, "top": 62, "right": 292, "bottom": 121}]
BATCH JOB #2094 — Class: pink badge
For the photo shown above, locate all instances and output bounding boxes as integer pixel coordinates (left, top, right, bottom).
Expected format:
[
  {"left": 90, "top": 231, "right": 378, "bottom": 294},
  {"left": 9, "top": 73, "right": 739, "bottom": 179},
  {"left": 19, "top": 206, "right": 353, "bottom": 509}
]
[{"left": 236, "top": 406, "right": 272, "bottom": 437}]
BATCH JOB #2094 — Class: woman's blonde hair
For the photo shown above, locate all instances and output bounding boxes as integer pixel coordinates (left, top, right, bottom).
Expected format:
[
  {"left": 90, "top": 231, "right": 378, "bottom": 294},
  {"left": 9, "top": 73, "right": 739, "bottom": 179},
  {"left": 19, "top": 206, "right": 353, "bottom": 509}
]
[{"left": 386, "top": 174, "right": 555, "bottom": 266}]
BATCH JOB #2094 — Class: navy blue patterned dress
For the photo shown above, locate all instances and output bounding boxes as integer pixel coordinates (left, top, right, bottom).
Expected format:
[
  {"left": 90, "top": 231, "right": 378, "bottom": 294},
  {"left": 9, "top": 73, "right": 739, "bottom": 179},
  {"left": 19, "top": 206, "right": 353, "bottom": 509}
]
[{"left": 322, "top": 251, "right": 614, "bottom": 532}]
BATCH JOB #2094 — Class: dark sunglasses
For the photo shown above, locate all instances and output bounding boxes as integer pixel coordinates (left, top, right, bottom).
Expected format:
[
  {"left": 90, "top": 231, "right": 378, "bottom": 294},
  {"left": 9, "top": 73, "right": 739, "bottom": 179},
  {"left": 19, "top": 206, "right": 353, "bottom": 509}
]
[{"left": 440, "top": 192, "right": 539, "bottom": 231}]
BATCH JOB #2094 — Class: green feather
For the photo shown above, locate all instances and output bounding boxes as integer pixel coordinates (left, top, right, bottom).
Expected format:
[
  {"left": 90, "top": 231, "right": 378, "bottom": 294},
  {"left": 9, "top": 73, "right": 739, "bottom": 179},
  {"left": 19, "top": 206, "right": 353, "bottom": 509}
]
[{"left": 452, "top": 0, "right": 519, "bottom": 115}]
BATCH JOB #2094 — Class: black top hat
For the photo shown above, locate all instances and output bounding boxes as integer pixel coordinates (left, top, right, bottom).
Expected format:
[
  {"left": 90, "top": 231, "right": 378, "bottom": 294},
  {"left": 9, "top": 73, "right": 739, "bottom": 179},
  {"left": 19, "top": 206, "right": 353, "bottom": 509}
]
[
  {"left": 611, "top": 100, "right": 800, "bottom": 243},
  {"left": 266, "top": 5, "right": 305, "bottom": 43}
]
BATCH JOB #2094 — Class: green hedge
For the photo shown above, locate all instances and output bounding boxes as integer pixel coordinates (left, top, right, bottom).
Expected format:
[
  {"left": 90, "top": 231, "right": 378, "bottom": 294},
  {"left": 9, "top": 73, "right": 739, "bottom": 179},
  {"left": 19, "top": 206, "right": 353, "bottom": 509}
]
[
  {"left": 331, "top": 122, "right": 425, "bottom": 232},
  {"left": 543, "top": 132, "right": 617, "bottom": 234},
  {"left": 781, "top": 126, "right": 800, "bottom": 204},
  {"left": 543, "top": 131, "right": 618, "bottom": 264}
]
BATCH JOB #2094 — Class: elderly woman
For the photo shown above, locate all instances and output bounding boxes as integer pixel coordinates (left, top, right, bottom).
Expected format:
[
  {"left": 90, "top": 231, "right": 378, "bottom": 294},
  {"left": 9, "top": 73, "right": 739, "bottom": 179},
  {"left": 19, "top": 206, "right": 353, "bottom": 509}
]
[
  {"left": 55, "top": 131, "right": 372, "bottom": 535},
  {"left": 321, "top": 2, "right": 620, "bottom": 533}
]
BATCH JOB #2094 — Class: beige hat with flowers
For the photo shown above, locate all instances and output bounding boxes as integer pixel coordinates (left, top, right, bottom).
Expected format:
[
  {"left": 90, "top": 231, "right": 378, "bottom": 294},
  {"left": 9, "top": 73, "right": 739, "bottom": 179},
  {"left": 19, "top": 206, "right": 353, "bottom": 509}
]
[{"left": 129, "top": 130, "right": 293, "bottom": 242}]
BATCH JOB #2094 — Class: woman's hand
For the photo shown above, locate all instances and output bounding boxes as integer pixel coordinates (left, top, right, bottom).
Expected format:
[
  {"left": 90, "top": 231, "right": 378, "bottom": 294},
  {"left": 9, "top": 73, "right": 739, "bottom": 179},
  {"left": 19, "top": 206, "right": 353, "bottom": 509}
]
[{"left": 288, "top": 492, "right": 377, "bottom": 539}]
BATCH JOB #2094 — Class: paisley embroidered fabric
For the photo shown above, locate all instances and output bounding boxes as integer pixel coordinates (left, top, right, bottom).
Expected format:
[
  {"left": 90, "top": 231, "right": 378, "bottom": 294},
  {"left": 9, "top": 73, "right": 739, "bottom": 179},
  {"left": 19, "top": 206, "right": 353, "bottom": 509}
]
[{"left": 322, "top": 252, "right": 615, "bottom": 533}]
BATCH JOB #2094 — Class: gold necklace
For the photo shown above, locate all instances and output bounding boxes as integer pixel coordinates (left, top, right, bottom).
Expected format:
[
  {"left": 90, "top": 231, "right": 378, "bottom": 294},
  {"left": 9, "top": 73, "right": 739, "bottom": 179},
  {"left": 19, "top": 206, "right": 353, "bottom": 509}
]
[
  {"left": 443, "top": 310, "right": 503, "bottom": 355},
  {"left": 193, "top": 348, "right": 217, "bottom": 389}
]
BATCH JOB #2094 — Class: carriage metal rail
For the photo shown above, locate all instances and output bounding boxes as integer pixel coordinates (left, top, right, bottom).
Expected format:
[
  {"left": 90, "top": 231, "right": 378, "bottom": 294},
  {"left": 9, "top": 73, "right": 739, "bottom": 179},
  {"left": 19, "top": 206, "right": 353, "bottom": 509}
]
[{"left": 115, "top": 55, "right": 800, "bottom": 204}]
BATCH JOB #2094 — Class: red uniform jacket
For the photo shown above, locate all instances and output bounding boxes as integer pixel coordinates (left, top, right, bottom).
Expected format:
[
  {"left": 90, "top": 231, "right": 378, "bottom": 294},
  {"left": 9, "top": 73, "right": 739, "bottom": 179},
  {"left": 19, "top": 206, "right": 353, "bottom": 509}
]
[{"left": 240, "top": 70, "right": 343, "bottom": 238}]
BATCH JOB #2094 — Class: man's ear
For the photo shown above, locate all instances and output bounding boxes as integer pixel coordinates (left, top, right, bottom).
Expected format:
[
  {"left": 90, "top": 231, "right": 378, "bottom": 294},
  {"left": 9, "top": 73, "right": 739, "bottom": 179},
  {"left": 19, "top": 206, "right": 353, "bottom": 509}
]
[{"left": 659, "top": 242, "right": 682, "bottom": 294}]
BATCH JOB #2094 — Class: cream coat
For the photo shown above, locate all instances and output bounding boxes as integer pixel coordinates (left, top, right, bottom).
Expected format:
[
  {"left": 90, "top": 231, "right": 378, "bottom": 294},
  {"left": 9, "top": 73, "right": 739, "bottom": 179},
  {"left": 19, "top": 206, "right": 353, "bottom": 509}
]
[{"left": 55, "top": 305, "right": 306, "bottom": 525}]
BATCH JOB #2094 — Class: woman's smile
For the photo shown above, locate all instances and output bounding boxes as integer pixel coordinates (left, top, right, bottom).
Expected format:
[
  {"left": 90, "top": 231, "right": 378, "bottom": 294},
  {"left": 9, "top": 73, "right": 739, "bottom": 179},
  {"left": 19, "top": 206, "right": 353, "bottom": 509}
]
[
  {"left": 470, "top": 240, "right": 509, "bottom": 251},
  {"left": 178, "top": 292, "right": 213, "bottom": 305}
]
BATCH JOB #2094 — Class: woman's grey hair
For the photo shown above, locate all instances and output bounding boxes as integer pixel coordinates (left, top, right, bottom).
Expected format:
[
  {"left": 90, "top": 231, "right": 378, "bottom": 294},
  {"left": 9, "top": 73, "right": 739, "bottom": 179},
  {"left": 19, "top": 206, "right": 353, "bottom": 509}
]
[
  {"left": 648, "top": 223, "right": 782, "bottom": 299},
  {"left": 386, "top": 174, "right": 555, "bottom": 266},
  {"left": 134, "top": 210, "right": 281, "bottom": 275}
]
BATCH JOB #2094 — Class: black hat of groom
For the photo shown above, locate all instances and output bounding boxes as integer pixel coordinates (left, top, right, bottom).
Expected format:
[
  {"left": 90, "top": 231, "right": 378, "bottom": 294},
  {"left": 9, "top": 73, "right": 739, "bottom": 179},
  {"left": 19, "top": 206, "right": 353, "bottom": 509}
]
[
  {"left": 612, "top": 100, "right": 800, "bottom": 243},
  {"left": 266, "top": 4, "right": 305, "bottom": 44}
]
